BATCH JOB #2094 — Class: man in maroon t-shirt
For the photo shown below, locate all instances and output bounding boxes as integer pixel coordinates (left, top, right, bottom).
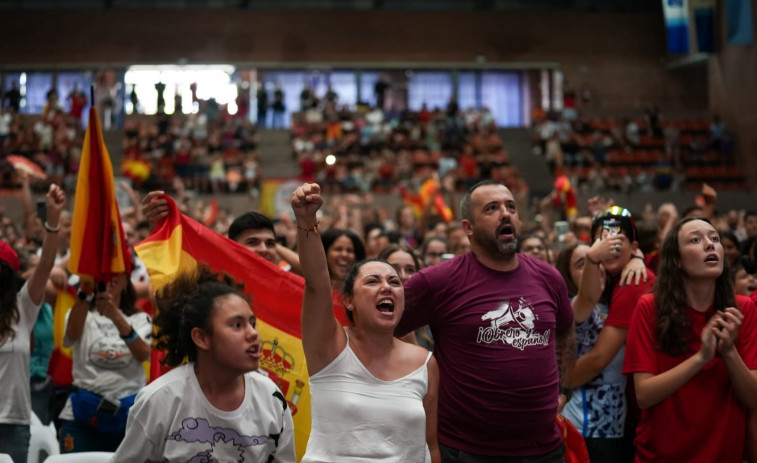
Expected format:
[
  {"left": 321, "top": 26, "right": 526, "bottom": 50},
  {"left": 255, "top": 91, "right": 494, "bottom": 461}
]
[{"left": 397, "top": 180, "right": 576, "bottom": 462}]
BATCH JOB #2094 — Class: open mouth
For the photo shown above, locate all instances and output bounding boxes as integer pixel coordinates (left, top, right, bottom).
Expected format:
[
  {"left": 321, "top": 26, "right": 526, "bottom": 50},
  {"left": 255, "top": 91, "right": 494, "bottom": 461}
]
[
  {"left": 246, "top": 345, "right": 260, "bottom": 358},
  {"left": 498, "top": 222, "right": 514, "bottom": 238},
  {"left": 376, "top": 298, "right": 395, "bottom": 314},
  {"left": 704, "top": 254, "right": 719, "bottom": 263}
]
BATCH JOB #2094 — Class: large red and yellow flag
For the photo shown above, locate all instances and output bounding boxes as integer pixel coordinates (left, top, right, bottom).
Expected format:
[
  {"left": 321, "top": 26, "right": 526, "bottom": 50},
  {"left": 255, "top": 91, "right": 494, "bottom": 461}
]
[
  {"left": 135, "top": 196, "right": 346, "bottom": 459},
  {"left": 68, "top": 106, "right": 131, "bottom": 284},
  {"left": 49, "top": 287, "right": 77, "bottom": 386}
]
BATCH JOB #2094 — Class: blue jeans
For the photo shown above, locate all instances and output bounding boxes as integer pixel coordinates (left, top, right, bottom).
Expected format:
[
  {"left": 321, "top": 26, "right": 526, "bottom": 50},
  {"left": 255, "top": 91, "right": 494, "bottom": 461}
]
[
  {"left": 0, "top": 423, "right": 31, "bottom": 463},
  {"left": 31, "top": 375, "right": 54, "bottom": 425},
  {"left": 59, "top": 419, "right": 124, "bottom": 454},
  {"left": 440, "top": 443, "right": 565, "bottom": 463}
]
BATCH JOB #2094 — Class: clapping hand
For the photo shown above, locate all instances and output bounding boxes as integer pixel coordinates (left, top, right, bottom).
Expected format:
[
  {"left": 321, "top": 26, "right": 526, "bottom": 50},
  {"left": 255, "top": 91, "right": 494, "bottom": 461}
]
[
  {"left": 713, "top": 307, "right": 744, "bottom": 356},
  {"left": 698, "top": 315, "right": 719, "bottom": 364}
]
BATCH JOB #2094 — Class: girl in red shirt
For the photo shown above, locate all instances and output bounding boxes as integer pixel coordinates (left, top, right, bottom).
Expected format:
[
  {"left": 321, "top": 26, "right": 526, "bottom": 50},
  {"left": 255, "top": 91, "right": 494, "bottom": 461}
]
[{"left": 624, "top": 217, "right": 757, "bottom": 462}]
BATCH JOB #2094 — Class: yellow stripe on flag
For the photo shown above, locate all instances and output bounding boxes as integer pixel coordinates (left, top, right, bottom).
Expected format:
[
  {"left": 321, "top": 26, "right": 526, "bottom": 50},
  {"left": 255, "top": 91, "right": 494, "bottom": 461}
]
[
  {"left": 256, "top": 319, "right": 311, "bottom": 458},
  {"left": 52, "top": 289, "right": 76, "bottom": 355},
  {"left": 132, "top": 224, "right": 196, "bottom": 291}
]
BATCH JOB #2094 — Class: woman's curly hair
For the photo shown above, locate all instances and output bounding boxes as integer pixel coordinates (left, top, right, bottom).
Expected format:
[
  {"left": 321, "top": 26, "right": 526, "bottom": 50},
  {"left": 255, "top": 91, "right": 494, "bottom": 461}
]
[{"left": 154, "top": 265, "right": 248, "bottom": 367}]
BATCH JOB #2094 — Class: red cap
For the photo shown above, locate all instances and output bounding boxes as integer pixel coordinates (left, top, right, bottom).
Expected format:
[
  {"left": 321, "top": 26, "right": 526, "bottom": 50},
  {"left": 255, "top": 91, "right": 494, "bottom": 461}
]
[{"left": 0, "top": 240, "right": 20, "bottom": 272}]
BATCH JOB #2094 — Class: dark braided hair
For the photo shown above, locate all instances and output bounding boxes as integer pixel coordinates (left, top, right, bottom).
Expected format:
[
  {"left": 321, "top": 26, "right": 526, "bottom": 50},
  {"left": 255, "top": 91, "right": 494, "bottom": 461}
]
[{"left": 154, "top": 266, "right": 247, "bottom": 367}]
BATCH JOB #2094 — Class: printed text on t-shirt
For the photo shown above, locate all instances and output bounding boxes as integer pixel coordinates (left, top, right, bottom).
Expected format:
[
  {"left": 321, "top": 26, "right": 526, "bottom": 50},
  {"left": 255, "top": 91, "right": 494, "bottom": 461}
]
[{"left": 477, "top": 297, "right": 551, "bottom": 350}]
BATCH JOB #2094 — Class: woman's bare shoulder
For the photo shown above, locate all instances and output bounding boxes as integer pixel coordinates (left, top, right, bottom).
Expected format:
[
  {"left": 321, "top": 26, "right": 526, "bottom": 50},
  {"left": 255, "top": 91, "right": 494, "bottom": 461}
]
[{"left": 394, "top": 338, "right": 432, "bottom": 367}]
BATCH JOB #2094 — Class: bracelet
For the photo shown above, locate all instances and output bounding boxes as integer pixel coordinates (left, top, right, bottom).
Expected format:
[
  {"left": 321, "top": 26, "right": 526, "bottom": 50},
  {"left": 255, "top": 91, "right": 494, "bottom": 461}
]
[
  {"left": 120, "top": 327, "right": 139, "bottom": 344},
  {"left": 44, "top": 221, "right": 60, "bottom": 233},
  {"left": 586, "top": 255, "right": 600, "bottom": 266},
  {"left": 296, "top": 220, "right": 320, "bottom": 237},
  {"left": 631, "top": 255, "right": 644, "bottom": 261}
]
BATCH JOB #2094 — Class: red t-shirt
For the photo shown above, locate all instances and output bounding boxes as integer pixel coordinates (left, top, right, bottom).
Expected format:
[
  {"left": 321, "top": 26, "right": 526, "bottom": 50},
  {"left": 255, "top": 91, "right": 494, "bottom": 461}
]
[
  {"left": 624, "top": 294, "right": 757, "bottom": 463},
  {"left": 459, "top": 155, "right": 478, "bottom": 178},
  {"left": 299, "top": 157, "right": 316, "bottom": 182},
  {"left": 605, "top": 272, "right": 656, "bottom": 329}
]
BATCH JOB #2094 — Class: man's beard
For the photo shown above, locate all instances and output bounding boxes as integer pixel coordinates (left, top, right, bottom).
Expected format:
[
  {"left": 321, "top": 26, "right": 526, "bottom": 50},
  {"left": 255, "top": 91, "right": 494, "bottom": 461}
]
[{"left": 472, "top": 223, "right": 519, "bottom": 259}]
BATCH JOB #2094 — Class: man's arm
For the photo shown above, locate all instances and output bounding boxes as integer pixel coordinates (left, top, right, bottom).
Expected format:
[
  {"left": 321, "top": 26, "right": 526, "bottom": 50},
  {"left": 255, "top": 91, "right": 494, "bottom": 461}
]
[
  {"left": 556, "top": 324, "right": 577, "bottom": 388},
  {"left": 395, "top": 271, "right": 436, "bottom": 337}
]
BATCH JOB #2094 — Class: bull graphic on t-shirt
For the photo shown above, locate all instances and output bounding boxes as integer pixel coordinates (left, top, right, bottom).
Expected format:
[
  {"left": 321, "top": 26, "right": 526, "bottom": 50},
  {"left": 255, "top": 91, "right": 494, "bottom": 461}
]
[
  {"left": 477, "top": 297, "right": 550, "bottom": 350},
  {"left": 481, "top": 297, "right": 536, "bottom": 330}
]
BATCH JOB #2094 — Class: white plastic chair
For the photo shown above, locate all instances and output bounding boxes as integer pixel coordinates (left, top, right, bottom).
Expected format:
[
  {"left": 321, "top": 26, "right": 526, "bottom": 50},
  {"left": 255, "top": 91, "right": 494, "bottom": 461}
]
[
  {"left": 27, "top": 411, "right": 59, "bottom": 463},
  {"left": 44, "top": 452, "right": 114, "bottom": 463}
]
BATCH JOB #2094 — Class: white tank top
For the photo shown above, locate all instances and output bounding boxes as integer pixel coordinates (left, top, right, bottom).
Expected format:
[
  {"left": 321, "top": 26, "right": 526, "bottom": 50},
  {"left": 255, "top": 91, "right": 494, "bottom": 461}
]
[{"left": 301, "top": 332, "right": 432, "bottom": 463}]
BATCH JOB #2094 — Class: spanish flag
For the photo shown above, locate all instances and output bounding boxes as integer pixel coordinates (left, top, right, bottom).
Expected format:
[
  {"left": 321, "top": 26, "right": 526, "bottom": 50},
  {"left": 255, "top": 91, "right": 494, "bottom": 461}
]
[
  {"left": 135, "top": 196, "right": 346, "bottom": 459},
  {"left": 554, "top": 175, "right": 578, "bottom": 221},
  {"left": 400, "top": 178, "right": 453, "bottom": 222},
  {"left": 68, "top": 106, "right": 131, "bottom": 284},
  {"left": 48, "top": 287, "right": 77, "bottom": 386}
]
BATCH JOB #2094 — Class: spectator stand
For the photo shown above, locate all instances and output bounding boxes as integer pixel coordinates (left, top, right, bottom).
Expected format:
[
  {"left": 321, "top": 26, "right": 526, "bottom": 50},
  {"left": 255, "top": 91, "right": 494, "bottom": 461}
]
[
  {"left": 531, "top": 113, "right": 745, "bottom": 197},
  {"left": 289, "top": 104, "right": 522, "bottom": 198}
]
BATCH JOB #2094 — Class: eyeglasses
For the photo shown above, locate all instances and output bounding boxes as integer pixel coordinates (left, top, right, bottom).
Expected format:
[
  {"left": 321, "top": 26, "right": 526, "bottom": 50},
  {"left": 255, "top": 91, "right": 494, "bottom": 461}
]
[{"left": 425, "top": 252, "right": 445, "bottom": 258}]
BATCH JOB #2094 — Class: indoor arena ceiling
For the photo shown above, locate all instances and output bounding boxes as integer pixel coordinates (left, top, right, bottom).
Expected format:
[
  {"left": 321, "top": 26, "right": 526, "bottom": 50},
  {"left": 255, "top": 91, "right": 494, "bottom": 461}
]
[{"left": 0, "top": 0, "right": 661, "bottom": 12}]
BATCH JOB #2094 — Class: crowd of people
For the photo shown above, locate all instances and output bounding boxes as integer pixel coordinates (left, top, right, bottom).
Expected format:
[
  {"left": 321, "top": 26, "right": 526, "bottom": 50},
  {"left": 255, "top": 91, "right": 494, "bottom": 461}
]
[
  {"left": 1, "top": 154, "right": 757, "bottom": 461},
  {"left": 2, "top": 87, "right": 526, "bottom": 204},
  {"left": 1, "top": 80, "right": 756, "bottom": 463},
  {"left": 292, "top": 100, "right": 521, "bottom": 196},
  {"left": 0, "top": 87, "right": 88, "bottom": 193},
  {"left": 0, "top": 84, "right": 263, "bottom": 198},
  {"left": 119, "top": 110, "right": 262, "bottom": 196},
  {"left": 532, "top": 108, "right": 744, "bottom": 195}
]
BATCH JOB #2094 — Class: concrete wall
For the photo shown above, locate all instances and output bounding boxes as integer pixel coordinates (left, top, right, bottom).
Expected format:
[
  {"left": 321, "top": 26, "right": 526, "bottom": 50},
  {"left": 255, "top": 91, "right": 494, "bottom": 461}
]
[{"left": 708, "top": 1, "right": 757, "bottom": 187}]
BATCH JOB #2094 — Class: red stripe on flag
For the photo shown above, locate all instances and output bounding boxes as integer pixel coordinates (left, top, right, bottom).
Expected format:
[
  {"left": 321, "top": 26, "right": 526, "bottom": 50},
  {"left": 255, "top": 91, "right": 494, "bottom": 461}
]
[
  {"left": 69, "top": 107, "right": 130, "bottom": 283},
  {"left": 137, "top": 196, "right": 348, "bottom": 339}
]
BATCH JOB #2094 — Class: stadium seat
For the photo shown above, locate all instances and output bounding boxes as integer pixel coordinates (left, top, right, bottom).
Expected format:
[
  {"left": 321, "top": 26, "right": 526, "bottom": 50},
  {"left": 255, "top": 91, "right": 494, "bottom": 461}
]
[
  {"left": 44, "top": 452, "right": 114, "bottom": 463},
  {"left": 28, "top": 411, "right": 59, "bottom": 463}
]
